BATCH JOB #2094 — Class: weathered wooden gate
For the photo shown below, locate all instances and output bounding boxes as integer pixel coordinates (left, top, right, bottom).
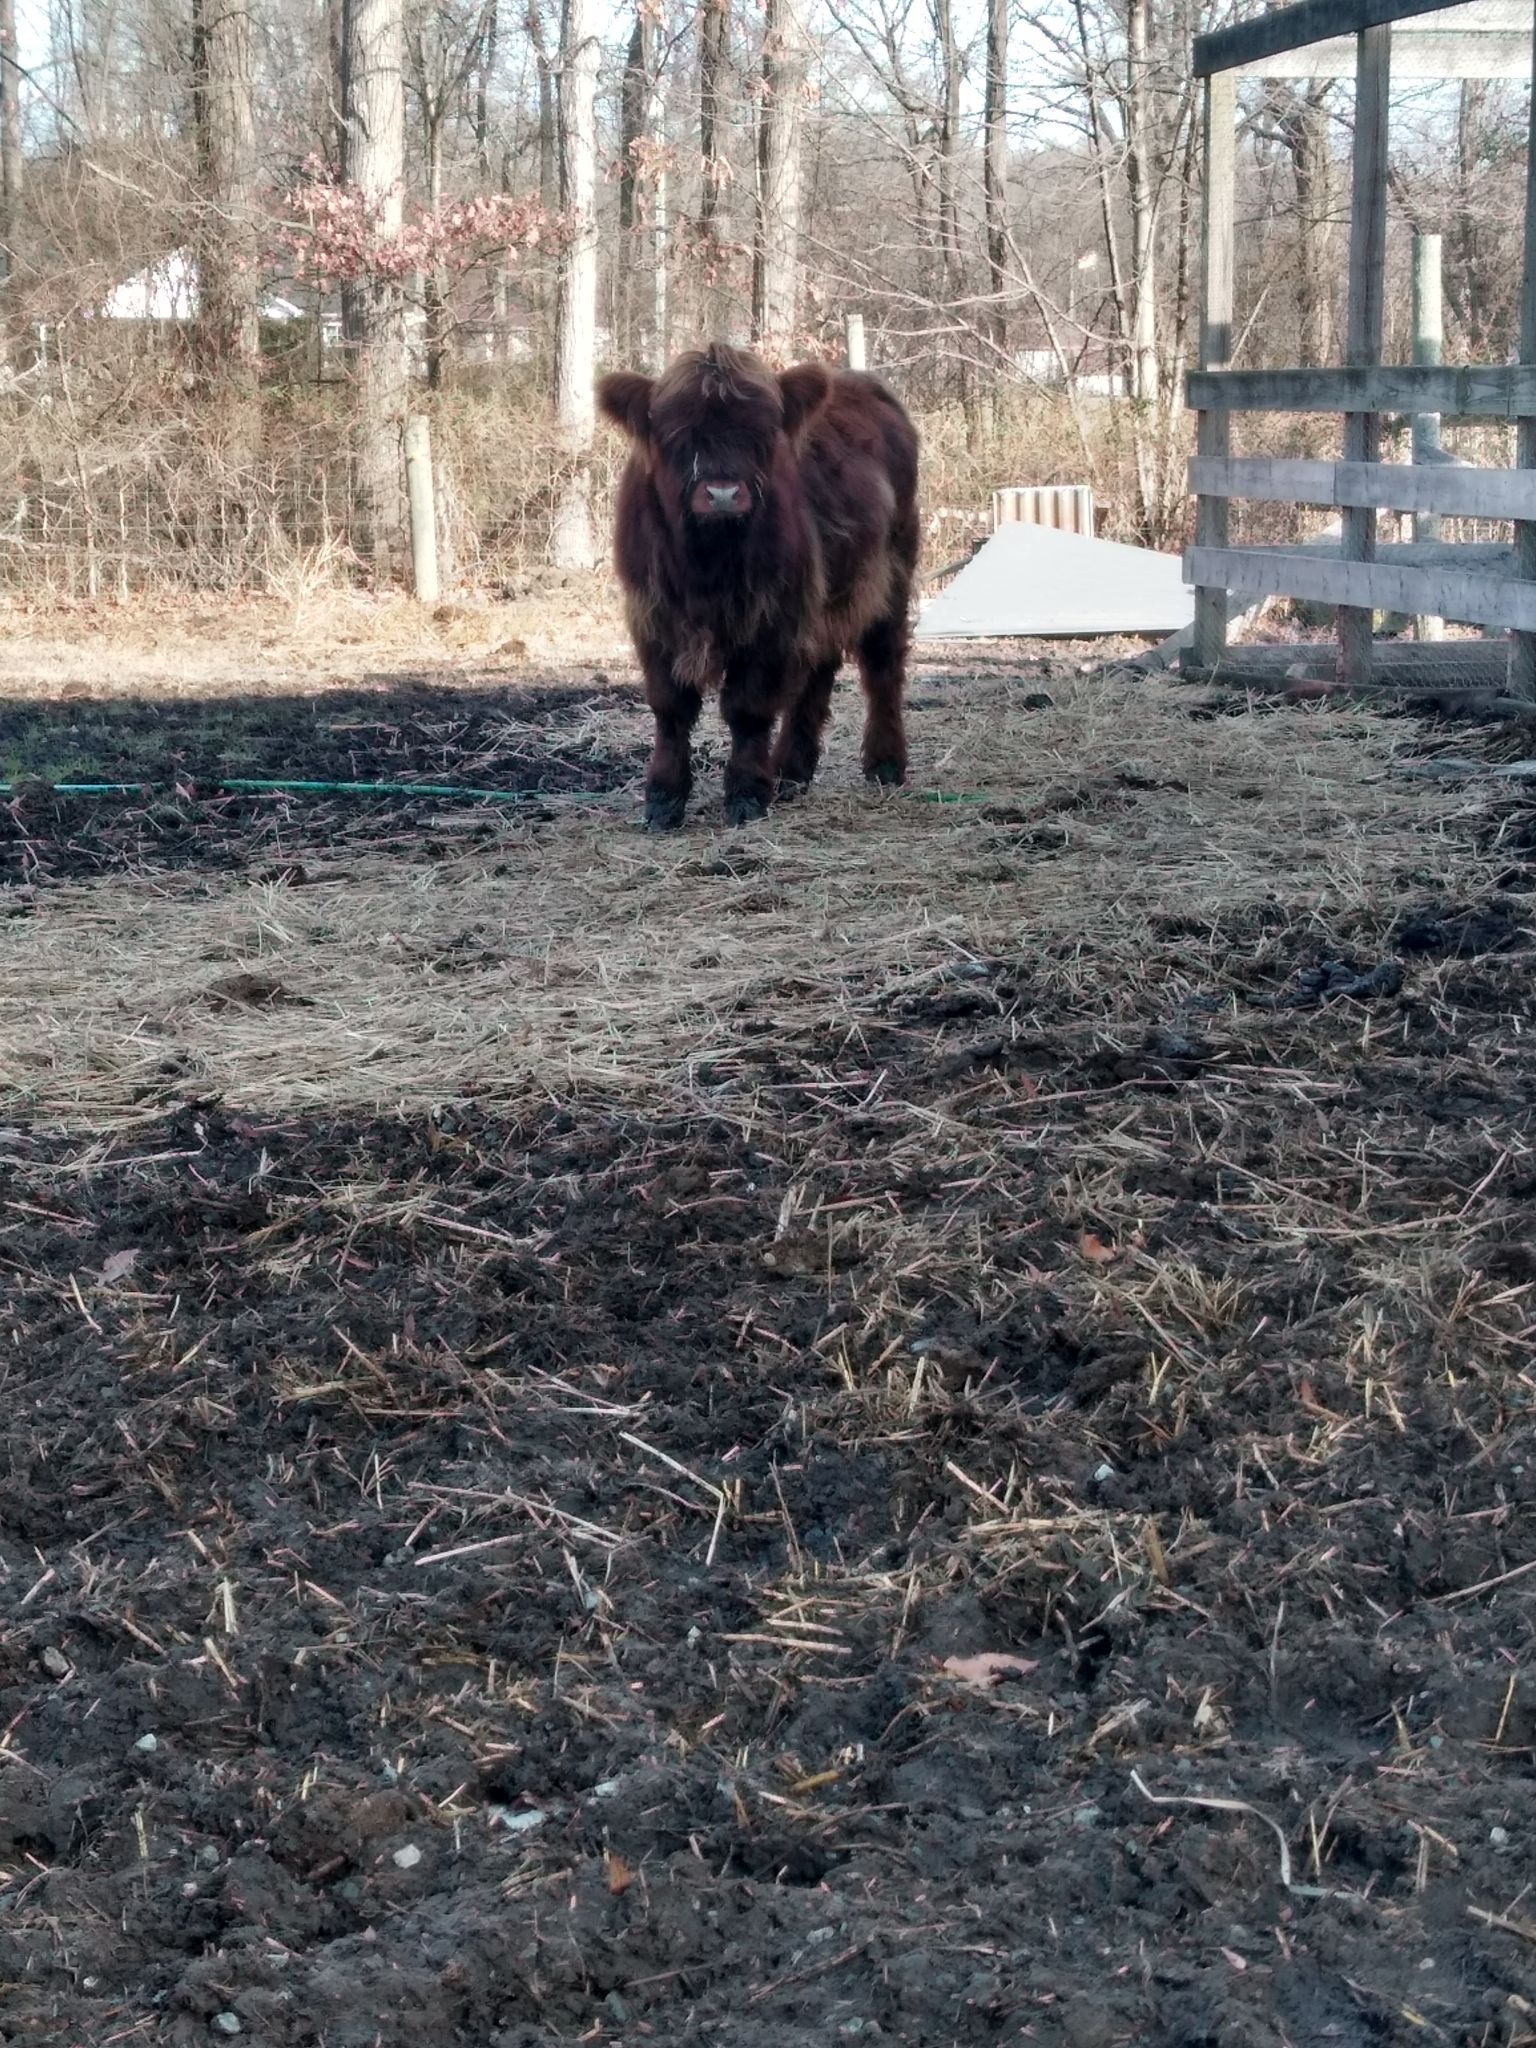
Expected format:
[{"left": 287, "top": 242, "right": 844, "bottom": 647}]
[{"left": 1188, "top": 0, "right": 1536, "bottom": 700}]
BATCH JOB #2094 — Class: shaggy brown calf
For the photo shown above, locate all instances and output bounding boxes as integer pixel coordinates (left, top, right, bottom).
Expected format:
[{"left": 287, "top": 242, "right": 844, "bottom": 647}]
[{"left": 596, "top": 342, "right": 919, "bottom": 829}]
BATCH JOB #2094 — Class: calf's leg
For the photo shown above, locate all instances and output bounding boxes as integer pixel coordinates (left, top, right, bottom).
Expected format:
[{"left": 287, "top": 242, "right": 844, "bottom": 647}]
[
  {"left": 772, "top": 657, "right": 839, "bottom": 797},
  {"left": 857, "top": 606, "right": 909, "bottom": 786},
  {"left": 720, "top": 646, "right": 787, "bottom": 826},
  {"left": 641, "top": 649, "right": 701, "bottom": 831}
]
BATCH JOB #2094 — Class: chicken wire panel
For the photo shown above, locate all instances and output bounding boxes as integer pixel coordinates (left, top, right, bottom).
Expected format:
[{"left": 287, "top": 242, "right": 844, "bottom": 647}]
[{"left": 1208, "top": 627, "right": 1522, "bottom": 698}]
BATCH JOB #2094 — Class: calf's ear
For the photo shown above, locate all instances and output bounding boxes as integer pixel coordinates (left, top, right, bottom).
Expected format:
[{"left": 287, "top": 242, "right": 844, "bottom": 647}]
[
  {"left": 596, "top": 370, "right": 655, "bottom": 439},
  {"left": 778, "top": 362, "right": 832, "bottom": 439}
]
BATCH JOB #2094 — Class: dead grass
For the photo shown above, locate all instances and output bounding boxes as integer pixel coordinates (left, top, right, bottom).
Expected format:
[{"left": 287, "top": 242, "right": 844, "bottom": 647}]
[
  {"left": 0, "top": 580, "right": 629, "bottom": 702},
  {"left": 1, "top": 655, "right": 1508, "bottom": 1129}
]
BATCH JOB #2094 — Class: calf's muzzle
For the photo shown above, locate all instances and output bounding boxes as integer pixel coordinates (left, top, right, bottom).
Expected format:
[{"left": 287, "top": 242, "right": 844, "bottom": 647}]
[{"left": 689, "top": 478, "right": 753, "bottom": 519}]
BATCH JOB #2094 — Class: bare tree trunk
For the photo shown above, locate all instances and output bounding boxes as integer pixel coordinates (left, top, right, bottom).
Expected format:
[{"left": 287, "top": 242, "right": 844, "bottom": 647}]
[
  {"left": 753, "top": 0, "right": 805, "bottom": 356},
  {"left": 1121, "top": 0, "right": 1161, "bottom": 531},
  {"left": 1292, "top": 85, "right": 1334, "bottom": 367},
  {"left": 522, "top": 0, "right": 556, "bottom": 368},
  {"left": 1266, "top": 83, "right": 1334, "bottom": 365},
  {"left": 698, "top": 0, "right": 730, "bottom": 335},
  {"left": 411, "top": 9, "right": 494, "bottom": 393},
  {"left": 1071, "top": 0, "right": 1128, "bottom": 389},
  {"left": 190, "top": 0, "right": 259, "bottom": 526},
  {"left": 476, "top": 0, "right": 497, "bottom": 178},
  {"left": 1153, "top": 97, "right": 1200, "bottom": 540},
  {"left": 424, "top": 112, "right": 447, "bottom": 389},
  {"left": 700, "top": 0, "right": 727, "bottom": 233},
  {"left": 528, "top": 0, "right": 556, "bottom": 208},
  {"left": 0, "top": 0, "right": 18, "bottom": 227},
  {"left": 1167, "top": 100, "right": 1198, "bottom": 405},
  {"left": 343, "top": 0, "right": 408, "bottom": 576},
  {"left": 328, "top": 0, "right": 348, "bottom": 164},
  {"left": 1448, "top": 79, "right": 1500, "bottom": 356},
  {"left": 0, "top": 0, "right": 21, "bottom": 346},
  {"left": 327, "top": 0, "right": 351, "bottom": 378},
  {"left": 495, "top": 141, "right": 513, "bottom": 359},
  {"left": 619, "top": 10, "right": 645, "bottom": 359},
  {"left": 1124, "top": 0, "right": 1157, "bottom": 409},
  {"left": 550, "top": 0, "right": 598, "bottom": 568},
  {"left": 982, "top": 0, "right": 1008, "bottom": 364},
  {"left": 647, "top": 16, "right": 668, "bottom": 369},
  {"left": 933, "top": 0, "right": 960, "bottom": 289},
  {"left": 339, "top": 0, "right": 362, "bottom": 353},
  {"left": 190, "top": 0, "right": 259, "bottom": 391},
  {"left": 62, "top": 0, "right": 104, "bottom": 139}
]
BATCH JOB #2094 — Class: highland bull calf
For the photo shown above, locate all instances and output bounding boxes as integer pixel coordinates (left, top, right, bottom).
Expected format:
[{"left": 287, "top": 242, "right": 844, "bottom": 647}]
[{"left": 596, "top": 342, "right": 919, "bottom": 830}]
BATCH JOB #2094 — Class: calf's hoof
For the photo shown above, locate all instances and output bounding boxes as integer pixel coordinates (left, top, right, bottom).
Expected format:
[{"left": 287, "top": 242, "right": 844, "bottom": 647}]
[
  {"left": 774, "top": 775, "right": 809, "bottom": 803},
  {"left": 724, "top": 790, "right": 769, "bottom": 827},
  {"left": 644, "top": 792, "right": 688, "bottom": 832},
  {"left": 864, "top": 758, "right": 906, "bottom": 787}
]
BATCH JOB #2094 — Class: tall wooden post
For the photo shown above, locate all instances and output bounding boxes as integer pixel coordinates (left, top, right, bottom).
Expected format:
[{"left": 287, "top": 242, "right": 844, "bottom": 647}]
[
  {"left": 1192, "top": 70, "right": 1236, "bottom": 674},
  {"left": 1513, "top": 9, "right": 1536, "bottom": 700},
  {"left": 1412, "top": 232, "right": 1444, "bottom": 641},
  {"left": 404, "top": 415, "right": 440, "bottom": 604},
  {"left": 1338, "top": 24, "right": 1390, "bottom": 686}
]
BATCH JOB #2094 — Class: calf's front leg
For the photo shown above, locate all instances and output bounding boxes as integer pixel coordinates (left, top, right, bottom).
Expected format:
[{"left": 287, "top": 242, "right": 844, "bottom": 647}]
[
  {"left": 640, "top": 646, "right": 701, "bottom": 831},
  {"left": 720, "top": 643, "right": 791, "bottom": 825}
]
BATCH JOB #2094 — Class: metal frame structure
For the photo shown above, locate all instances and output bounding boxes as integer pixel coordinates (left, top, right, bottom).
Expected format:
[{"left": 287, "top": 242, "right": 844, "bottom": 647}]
[{"left": 1188, "top": 0, "right": 1536, "bottom": 695}]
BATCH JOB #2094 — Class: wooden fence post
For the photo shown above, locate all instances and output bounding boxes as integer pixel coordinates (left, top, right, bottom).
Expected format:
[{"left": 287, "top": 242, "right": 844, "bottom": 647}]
[
  {"left": 1338, "top": 24, "right": 1391, "bottom": 686},
  {"left": 404, "top": 415, "right": 439, "bottom": 605},
  {"left": 845, "top": 312, "right": 867, "bottom": 372},
  {"left": 1192, "top": 70, "right": 1236, "bottom": 674},
  {"left": 1411, "top": 232, "right": 1445, "bottom": 641}
]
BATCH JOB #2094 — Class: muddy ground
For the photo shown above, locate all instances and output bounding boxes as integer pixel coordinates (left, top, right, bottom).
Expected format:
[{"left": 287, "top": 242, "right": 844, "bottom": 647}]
[
  {"left": 2, "top": 653, "right": 1535, "bottom": 2048},
  {"left": 1, "top": 682, "right": 642, "bottom": 889}
]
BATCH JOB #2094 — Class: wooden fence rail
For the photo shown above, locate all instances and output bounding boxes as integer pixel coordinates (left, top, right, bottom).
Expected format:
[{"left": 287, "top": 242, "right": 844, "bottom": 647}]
[
  {"left": 1186, "top": 366, "right": 1536, "bottom": 418},
  {"left": 1188, "top": 457, "right": 1536, "bottom": 520},
  {"left": 1184, "top": 545, "right": 1536, "bottom": 632}
]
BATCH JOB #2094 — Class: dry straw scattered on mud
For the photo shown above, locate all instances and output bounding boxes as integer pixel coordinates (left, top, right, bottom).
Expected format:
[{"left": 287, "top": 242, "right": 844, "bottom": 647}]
[
  {"left": 4, "top": 634, "right": 1536, "bottom": 2045},
  {"left": 0, "top": 661, "right": 1504, "bottom": 1129}
]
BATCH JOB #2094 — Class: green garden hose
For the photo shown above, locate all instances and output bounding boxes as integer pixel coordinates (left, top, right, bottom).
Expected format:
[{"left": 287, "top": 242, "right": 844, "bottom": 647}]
[
  {"left": 2, "top": 776, "right": 990, "bottom": 806},
  {"left": 1, "top": 781, "right": 148, "bottom": 796},
  {"left": 0, "top": 778, "right": 608, "bottom": 804},
  {"left": 218, "top": 778, "right": 608, "bottom": 802}
]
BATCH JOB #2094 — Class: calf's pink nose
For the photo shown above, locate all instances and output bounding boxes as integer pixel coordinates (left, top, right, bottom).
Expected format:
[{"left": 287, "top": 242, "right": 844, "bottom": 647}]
[{"left": 690, "top": 478, "right": 751, "bottom": 516}]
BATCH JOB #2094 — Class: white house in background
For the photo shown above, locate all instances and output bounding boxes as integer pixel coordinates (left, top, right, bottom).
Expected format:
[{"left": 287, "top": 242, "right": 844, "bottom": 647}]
[
  {"left": 101, "top": 249, "right": 197, "bottom": 321},
  {"left": 99, "top": 249, "right": 305, "bottom": 324},
  {"left": 1014, "top": 347, "right": 1122, "bottom": 400},
  {"left": 97, "top": 252, "right": 543, "bottom": 377}
]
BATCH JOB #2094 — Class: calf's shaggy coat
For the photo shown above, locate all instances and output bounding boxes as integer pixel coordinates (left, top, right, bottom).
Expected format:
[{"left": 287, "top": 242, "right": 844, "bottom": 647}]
[{"left": 596, "top": 343, "right": 920, "bottom": 829}]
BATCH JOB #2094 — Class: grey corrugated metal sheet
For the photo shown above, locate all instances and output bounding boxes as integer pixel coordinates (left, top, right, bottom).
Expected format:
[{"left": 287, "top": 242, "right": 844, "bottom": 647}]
[{"left": 915, "top": 521, "right": 1195, "bottom": 640}]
